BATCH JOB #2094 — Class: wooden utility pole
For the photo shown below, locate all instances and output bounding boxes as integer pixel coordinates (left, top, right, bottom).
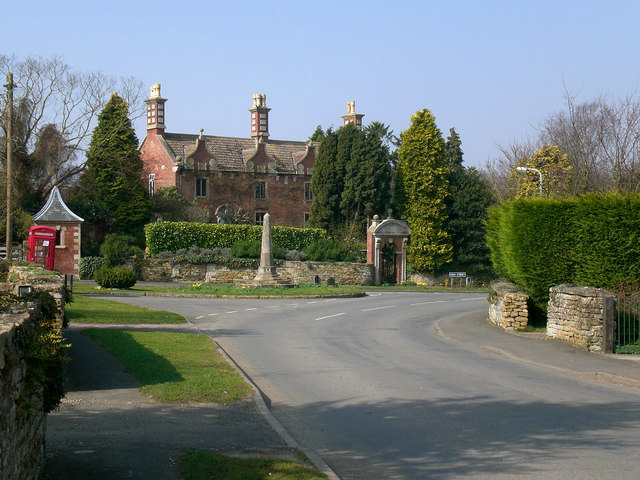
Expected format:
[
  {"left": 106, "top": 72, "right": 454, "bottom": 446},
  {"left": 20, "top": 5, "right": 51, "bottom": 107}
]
[{"left": 5, "top": 72, "right": 14, "bottom": 260}]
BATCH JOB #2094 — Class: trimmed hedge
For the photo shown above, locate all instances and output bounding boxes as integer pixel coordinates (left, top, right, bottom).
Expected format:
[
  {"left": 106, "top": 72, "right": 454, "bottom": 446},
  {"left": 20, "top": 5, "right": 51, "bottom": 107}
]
[
  {"left": 145, "top": 221, "right": 329, "bottom": 256},
  {"left": 487, "top": 193, "right": 640, "bottom": 313}
]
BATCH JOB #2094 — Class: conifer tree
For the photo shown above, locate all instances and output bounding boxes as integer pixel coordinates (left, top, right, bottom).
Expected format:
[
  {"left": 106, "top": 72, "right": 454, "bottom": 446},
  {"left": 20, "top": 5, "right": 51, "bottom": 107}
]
[
  {"left": 396, "top": 109, "right": 452, "bottom": 272},
  {"left": 309, "top": 129, "right": 340, "bottom": 230},
  {"left": 70, "top": 93, "right": 152, "bottom": 254},
  {"left": 443, "top": 128, "right": 496, "bottom": 278}
]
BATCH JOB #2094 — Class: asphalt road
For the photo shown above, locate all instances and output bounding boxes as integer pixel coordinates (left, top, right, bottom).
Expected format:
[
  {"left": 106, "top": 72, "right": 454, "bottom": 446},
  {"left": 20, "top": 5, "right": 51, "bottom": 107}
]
[{"left": 109, "top": 291, "right": 640, "bottom": 480}]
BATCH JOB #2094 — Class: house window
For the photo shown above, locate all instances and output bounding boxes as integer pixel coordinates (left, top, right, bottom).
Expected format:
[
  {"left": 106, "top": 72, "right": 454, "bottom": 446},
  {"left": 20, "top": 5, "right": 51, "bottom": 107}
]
[
  {"left": 148, "top": 173, "right": 155, "bottom": 197},
  {"left": 255, "top": 181, "right": 267, "bottom": 199},
  {"left": 196, "top": 177, "right": 208, "bottom": 198},
  {"left": 304, "top": 182, "right": 313, "bottom": 202},
  {"left": 255, "top": 211, "right": 266, "bottom": 225}
]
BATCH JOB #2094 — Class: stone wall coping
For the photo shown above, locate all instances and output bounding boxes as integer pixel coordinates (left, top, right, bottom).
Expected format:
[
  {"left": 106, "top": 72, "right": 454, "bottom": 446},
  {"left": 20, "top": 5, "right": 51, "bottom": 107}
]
[
  {"left": 550, "top": 284, "right": 614, "bottom": 299},
  {"left": 491, "top": 281, "right": 528, "bottom": 296}
]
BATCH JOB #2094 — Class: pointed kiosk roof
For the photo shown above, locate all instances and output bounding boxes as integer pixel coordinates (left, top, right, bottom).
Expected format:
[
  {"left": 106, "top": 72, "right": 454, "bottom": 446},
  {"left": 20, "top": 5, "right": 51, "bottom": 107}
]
[{"left": 33, "top": 186, "right": 84, "bottom": 223}]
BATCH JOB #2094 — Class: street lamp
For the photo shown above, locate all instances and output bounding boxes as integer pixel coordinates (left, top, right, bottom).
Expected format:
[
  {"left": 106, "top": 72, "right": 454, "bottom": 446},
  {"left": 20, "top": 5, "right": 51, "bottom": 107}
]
[{"left": 516, "top": 166, "right": 543, "bottom": 196}]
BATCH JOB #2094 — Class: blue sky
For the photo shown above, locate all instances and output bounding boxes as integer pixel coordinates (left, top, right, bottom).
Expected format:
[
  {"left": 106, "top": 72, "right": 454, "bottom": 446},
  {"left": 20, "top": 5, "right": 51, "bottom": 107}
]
[{"left": 4, "top": 0, "right": 640, "bottom": 167}]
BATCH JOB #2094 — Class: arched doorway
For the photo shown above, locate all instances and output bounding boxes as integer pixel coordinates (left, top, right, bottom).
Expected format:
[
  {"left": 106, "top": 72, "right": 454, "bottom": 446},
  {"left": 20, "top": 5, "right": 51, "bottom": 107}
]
[{"left": 366, "top": 215, "right": 411, "bottom": 286}]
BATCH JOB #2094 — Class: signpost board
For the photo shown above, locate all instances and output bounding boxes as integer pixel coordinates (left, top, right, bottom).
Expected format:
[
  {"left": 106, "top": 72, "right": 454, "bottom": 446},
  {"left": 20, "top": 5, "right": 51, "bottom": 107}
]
[{"left": 448, "top": 272, "right": 468, "bottom": 288}]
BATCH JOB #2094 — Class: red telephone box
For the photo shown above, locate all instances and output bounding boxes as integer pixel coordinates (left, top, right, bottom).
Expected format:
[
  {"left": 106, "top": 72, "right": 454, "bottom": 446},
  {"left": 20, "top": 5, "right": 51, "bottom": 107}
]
[{"left": 27, "top": 225, "right": 57, "bottom": 270}]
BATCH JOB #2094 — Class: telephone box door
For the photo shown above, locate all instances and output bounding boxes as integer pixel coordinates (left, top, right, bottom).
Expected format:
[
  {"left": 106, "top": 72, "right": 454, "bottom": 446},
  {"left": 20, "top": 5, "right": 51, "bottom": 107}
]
[{"left": 27, "top": 225, "right": 57, "bottom": 270}]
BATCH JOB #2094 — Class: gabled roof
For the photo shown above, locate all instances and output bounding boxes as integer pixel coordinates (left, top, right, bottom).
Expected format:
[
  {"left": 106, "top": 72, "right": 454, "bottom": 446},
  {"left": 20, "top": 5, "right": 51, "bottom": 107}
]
[
  {"left": 33, "top": 186, "right": 84, "bottom": 223},
  {"left": 163, "top": 133, "right": 315, "bottom": 174}
]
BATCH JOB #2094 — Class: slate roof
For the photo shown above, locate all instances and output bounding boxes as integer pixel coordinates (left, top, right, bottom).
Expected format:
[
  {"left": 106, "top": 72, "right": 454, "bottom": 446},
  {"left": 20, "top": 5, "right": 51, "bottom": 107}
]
[
  {"left": 164, "top": 133, "right": 315, "bottom": 174},
  {"left": 33, "top": 186, "right": 84, "bottom": 223}
]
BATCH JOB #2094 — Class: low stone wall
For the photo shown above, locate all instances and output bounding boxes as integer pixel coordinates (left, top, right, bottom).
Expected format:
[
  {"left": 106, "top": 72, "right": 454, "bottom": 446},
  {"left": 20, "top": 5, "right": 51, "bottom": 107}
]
[
  {"left": 547, "top": 285, "right": 615, "bottom": 352},
  {"left": 8, "top": 264, "right": 66, "bottom": 328},
  {"left": 141, "top": 258, "right": 374, "bottom": 286},
  {"left": 0, "top": 309, "right": 46, "bottom": 480},
  {"left": 488, "top": 282, "right": 529, "bottom": 331}
]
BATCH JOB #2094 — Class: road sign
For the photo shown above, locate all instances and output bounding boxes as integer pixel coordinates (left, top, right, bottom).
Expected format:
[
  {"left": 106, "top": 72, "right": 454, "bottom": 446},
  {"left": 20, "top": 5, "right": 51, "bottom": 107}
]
[{"left": 448, "top": 272, "right": 466, "bottom": 278}]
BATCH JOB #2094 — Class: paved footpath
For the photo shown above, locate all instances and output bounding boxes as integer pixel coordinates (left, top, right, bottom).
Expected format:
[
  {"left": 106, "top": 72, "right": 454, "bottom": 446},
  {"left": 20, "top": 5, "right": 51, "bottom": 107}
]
[{"left": 43, "top": 326, "right": 299, "bottom": 480}]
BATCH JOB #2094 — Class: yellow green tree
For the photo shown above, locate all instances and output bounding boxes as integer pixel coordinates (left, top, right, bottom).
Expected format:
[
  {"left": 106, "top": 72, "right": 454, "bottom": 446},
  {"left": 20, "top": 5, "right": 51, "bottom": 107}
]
[
  {"left": 513, "top": 144, "right": 573, "bottom": 198},
  {"left": 396, "top": 109, "right": 452, "bottom": 272}
]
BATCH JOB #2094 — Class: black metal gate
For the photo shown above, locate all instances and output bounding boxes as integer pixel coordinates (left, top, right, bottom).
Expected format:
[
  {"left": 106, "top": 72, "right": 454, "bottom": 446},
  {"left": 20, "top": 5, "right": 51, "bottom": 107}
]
[
  {"left": 616, "top": 291, "right": 640, "bottom": 354},
  {"left": 381, "top": 243, "right": 396, "bottom": 285}
]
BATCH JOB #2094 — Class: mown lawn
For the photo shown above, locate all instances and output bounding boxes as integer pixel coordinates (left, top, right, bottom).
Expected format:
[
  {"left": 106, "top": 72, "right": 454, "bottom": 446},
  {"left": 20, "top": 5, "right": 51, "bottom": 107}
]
[
  {"left": 82, "top": 329, "right": 253, "bottom": 403},
  {"left": 179, "top": 451, "right": 327, "bottom": 480},
  {"left": 66, "top": 296, "right": 186, "bottom": 324}
]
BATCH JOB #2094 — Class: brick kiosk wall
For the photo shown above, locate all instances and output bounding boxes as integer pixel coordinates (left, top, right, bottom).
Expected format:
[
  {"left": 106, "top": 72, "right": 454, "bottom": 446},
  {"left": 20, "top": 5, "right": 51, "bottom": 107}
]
[
  {"left": 547, "top": 285, "right": 615, "bottom": 352},
  {"left": 140, "top": 258, "right": 374, "bottom": 286},
  {"left": 0, "top": 310, "right": 47, "bottom": 480},
  {"left": 488, "top": 282, "right": 529, "bottom": 331}
]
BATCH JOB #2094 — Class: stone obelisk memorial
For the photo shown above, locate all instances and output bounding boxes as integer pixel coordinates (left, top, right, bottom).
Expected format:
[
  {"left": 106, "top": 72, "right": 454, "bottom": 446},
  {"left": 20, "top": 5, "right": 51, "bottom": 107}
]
[{"left": 251, "top": 213, "right": 292, "bottom": 287}]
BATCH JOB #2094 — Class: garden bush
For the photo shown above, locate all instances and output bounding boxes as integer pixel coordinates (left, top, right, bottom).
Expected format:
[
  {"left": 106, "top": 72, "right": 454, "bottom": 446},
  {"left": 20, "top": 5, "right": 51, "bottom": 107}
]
[
  {"left": 79, "top": 256, "right": 104, "bottom": 279},
  {"left": 94, "top": 266, "right": 137, "bottom": 289},
  {"left": 303, "top": 239, "right": 355, "bottom": 262},
  {"left": 100, "top": 234, "right": 144, "bottom": 267}
]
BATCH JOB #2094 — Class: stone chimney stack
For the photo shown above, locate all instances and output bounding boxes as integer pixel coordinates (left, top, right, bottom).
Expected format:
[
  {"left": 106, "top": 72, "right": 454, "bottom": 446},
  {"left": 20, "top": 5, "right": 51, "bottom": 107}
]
[
  {"left": 249, "top": 93, "right": 270, "bottom": 142},
  {"left": 341, "top": 100, "right": 364, "bottom": 130},
  {"left": 145, "top": 83, "right": 167, "bottom": 136}
]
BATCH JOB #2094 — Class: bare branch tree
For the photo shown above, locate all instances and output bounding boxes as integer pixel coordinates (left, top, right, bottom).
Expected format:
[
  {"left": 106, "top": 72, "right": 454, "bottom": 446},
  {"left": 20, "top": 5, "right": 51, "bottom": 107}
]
[{"left": 0, "top": 54, "right": 144, "bottom": 191}]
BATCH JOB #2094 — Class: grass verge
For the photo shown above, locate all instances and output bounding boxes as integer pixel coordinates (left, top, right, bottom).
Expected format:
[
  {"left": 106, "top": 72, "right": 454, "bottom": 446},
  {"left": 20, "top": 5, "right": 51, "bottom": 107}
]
[
  {"left": 179, "top": 451, "right": 327, "bottom": 480},
  {"left": 74, "top": 283, "right": 366, "bottom": 296},
  {"left": 82, "top": 329, "right": 253, "bottom": 403},
  {"left": 67, "top": 296, "right": 186, "bottom": 324}
]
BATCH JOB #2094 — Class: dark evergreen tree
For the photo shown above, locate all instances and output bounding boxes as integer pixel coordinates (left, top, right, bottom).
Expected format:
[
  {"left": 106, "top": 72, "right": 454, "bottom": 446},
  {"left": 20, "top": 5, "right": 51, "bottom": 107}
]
[
  {"left": 444, "top": 128, "right": 496, "bottom": 278},
  {"left": 309, "top": 129, "right": 340, "bottom": 230},
  {"left": 70, "top": 93, "right": 152, "bottom": 254},
  {"left": 341, "top": 130, "right": 392, "bottom": 236}
]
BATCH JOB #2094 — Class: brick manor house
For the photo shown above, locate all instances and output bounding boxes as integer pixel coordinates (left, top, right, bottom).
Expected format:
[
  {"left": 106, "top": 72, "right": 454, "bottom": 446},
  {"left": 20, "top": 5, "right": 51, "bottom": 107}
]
[{"left": 139, "top": 84, "right": 364, "bottom": 227}]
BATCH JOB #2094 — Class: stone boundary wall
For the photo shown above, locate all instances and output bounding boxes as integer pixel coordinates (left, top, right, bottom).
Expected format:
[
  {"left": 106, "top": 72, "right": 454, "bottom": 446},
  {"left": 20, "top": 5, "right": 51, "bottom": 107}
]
[
  {"left": 488, "top": 282, "right": 529, "bottom": 331},
  {"left": 140, "top": 258, "right": 374, "bottom": 286},
  {"left": 547, "top": 285, "right": 615, "bottom": 352},
  {"left": 0, "top": 309, "right": 46, "bottom": 480}
]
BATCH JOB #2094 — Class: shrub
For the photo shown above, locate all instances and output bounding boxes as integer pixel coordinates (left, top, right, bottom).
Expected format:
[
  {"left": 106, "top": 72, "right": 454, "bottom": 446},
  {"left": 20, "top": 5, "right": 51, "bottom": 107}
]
[
  {"left": 94, "top": 266, "right": 137, "bottom": 289},
  {"left": 303, "top": 239, "right": 355, "bottom": 262},
  {"left": 231, "top": 240, "right": 262, "bottom": 259},
  {"left": 100, "top": 234, "right": 144, "bottom": 267},
  {"left": 79, "top": 256, "right": 105, "bottom": 279}
]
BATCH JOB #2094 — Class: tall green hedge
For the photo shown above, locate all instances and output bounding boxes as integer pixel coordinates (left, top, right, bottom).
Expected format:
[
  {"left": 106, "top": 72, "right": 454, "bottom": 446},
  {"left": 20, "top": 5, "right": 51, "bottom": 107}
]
[
  {"left": 487, "top": 194, "right": 640, "bottom": 312},
  {"left": 145, "top": 221, "right": 329, "bottom": 256}
]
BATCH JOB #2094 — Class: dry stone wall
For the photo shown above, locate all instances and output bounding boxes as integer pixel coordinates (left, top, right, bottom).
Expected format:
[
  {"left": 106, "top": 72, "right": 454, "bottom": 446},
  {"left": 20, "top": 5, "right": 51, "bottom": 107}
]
[
  {"left": 547, "top": 285, "right": 615, "bottom": 352},
  {"left": 0, "top": 309, "right": 46, "bottom": 480},
  {"left": 141, "top": 258, "right": 374, "bottom": 286},
  {"left": 488, "top": 282, "right": 529, "bottom": 330}
]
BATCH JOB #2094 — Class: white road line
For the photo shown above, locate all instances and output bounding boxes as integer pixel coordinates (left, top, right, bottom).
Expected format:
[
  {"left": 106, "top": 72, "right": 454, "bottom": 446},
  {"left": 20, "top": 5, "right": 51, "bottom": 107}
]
[
  {"left": 361, "top": 305, "right": 396, "bottom": 312},
  {"left": 306, "top": 301, "right": 318, "bottom": 304},
  {"left": 245, "top": 308, "right": 257, "bottom": 311},
  {"left": 208, "top": 313, "right": 219, "bottom": 316},
  {"left": 324, "top": 298, "right": 337, "bottom": 302},
  {"left": 461, "top": 297, "right": 486, "bottom": 301},
  {"left": 316, "top": 312, "right": 346, "bottom": 321},
  {"left": 195, "top": 315, "right": 205, "bottom": 319},
  {"left": 410, "top": 300, "right": 447, "bottom": 306},
  {"left": 266, "top": 305, "right": 278, "bottom": 309},
  {"left": 226, "top": 311, "right": 238, "bottom": 314}
]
